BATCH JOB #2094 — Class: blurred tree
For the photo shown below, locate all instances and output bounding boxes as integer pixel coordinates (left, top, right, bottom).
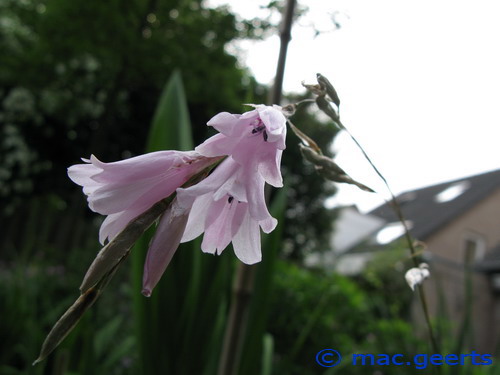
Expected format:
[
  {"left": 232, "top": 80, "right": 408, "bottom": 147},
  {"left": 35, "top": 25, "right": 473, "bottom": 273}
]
[
  {"left": 0, "top": 0, "right": 268, "bottom": 213},
  {"left": 0, "top": 0, "right": 339, "bottom": 261}
]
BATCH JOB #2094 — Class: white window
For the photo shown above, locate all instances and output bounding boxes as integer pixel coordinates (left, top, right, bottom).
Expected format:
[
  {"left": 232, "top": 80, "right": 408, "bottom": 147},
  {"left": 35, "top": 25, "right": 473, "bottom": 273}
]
[
  {"left": 462, "top": 233, "right": 486, "bottom": 262},
  {"left": 375, "top": 221, "right": 412, "bottom": 245},
  {"left": 435, "top": 181, "right": 471, "bottom": 203}
]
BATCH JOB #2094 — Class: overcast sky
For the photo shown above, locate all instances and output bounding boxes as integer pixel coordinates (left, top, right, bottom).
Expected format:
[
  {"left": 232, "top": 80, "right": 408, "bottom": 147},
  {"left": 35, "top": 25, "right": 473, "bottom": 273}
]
[{"left": 207, "top": 0, "right": 500, "bottom": 211}]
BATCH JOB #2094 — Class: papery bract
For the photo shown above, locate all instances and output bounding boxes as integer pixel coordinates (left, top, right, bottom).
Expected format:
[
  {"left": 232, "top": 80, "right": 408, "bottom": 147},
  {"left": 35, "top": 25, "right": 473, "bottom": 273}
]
[{"left": 142, "top": 198, "right": 190, "bottom": 297}]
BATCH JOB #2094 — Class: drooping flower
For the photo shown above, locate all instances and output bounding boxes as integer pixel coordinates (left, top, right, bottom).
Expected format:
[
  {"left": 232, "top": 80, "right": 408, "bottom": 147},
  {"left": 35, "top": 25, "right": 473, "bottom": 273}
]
[
  {"left": 142, "top": 105, "right": 287, "bottom": 295},
  {"left": 184, "top": 105, "right": 287, "bottom": 255},
  {"left": 68, "top": 105, "right": 288, "bottom": 297},
  {"left": 196, "top": 104, "right": 286, "bottom": 189},
  {"left": 68, "top": 151, "right": 220, "bottom": 244},
  {"left": 173, "top": 106, "right": 286, "bottom": 253}
]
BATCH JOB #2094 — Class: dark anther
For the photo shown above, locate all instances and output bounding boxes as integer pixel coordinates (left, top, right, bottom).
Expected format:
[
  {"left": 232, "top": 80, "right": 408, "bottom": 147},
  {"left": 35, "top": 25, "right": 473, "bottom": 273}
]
[
  {"left": 252, "top": 125, "right": 266, "bottom": 134},
  {"left": 263, "top": 130, "right": 268, "bottom": 142},
  {"left": 228, "top": 196, "right": 234, "bottom": 204}
]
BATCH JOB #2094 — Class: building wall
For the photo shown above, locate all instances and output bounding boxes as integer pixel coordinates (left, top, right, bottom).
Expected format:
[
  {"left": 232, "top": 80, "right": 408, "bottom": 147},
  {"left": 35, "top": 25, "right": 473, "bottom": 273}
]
[{"left": 421, "top": 188, "right": 500, "bottom": 354}]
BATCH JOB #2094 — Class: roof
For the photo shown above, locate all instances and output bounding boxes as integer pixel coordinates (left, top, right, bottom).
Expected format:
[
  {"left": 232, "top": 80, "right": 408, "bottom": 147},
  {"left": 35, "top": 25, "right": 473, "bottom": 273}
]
[{"left": 369, "top": 169, "right": 500, "bottom": 241}]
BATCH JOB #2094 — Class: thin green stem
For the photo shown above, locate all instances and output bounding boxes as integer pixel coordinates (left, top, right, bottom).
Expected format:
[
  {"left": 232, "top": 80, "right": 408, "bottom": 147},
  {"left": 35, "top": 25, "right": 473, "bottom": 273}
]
[
  {"left": 337, "top": 118, "right": 441, "bottom": 359},
  {"left": 307, "top": 90, "right": 441, "bottom": 360}
]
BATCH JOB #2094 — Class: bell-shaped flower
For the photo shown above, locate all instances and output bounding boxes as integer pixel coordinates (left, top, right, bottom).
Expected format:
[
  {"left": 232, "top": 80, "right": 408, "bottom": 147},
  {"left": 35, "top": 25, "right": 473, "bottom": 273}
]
[
  {"left": 69, "top": 105, "right": 287, "bottom": 297},
  {"left": 180, "top": 105, "right": 286, "bottom": 261},
  {"left": 195, "top": 104, "right": 286, "bottom": 189},
  {"left": 141, "top": 105, "right": 287, "bottom": 295},
  {"left": 68, "top": 151, "right": 219, "bottom": 244},
  {"left": 176, "top": 158, "right": 275, "bottom": 263}
]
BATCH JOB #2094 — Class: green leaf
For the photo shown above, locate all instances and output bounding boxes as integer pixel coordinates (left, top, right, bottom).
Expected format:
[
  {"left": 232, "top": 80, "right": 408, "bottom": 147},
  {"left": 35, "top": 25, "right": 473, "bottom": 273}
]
[
  {"left": 238, "top": 187, "right": 288, "bottom": 375},
  {"left": 261, "top": 333, "right": 274, "bottom": 375},
  {"left": 94, "top": 316, "right": 123, "bottom": 357},
  {"left": 146, "top": 70, "right": 193, "bottom": 152},
  {"left": 132, "top": 70, "right": 194, "bottom": 374}
]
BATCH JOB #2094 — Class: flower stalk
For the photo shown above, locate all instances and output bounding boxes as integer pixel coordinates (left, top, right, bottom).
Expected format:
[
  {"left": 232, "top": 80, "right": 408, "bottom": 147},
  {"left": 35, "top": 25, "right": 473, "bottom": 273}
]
[
  {"left": 34, "top": 160, "right": 219, "bottom": 363},
  {"left": 304, "top": 73, "right": 441, "bottom": 358}
]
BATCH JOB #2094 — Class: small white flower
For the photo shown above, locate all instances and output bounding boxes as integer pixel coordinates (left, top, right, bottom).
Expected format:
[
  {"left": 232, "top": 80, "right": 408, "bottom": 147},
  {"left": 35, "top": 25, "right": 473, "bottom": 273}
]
[{"left": 405, "top": 263, "right": 430, "bottom": 291}]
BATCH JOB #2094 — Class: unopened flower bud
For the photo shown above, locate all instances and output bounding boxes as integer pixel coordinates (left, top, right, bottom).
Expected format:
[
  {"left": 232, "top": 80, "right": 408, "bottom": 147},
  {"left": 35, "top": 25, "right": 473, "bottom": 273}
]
[{"left": 316, "top": 73, "right": 341, "bottom": 108}]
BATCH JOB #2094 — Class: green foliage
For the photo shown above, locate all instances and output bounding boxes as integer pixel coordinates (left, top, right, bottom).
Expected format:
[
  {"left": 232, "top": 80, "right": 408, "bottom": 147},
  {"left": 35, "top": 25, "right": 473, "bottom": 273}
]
[
  {"left": 0, "top": 196, "right": 135, "bottom": 374},
  {"left": 268, "top": 261, "right": 370, "bottom": 375},
  {"left": 146, "top": 70, "right": 193, "bottom": 152},
  {"left": 356, "top": 241, "right": 415, "bottom": 318}
]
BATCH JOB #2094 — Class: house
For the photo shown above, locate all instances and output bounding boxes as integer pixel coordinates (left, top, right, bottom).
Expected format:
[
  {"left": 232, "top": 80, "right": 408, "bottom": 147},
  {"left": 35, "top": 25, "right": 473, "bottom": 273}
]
[
  {"left": 305, "top": 205, "right": 385, "bottom": 273},
  {"left": 333, "top": 169, "right": 500, "bottom": 354}
]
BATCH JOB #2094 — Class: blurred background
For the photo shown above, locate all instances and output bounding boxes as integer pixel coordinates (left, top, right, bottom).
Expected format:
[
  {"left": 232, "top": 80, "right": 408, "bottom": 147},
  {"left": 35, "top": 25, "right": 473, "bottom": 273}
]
[{"left": 1, "top": 0, "right": 499, "bottom": 374}]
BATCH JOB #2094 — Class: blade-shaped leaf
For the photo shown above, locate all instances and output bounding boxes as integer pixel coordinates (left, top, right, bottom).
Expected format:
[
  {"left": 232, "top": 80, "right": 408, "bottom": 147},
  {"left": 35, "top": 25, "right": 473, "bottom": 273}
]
[{"left": 147, "top": 70, "right": 193, "bottom": 152}]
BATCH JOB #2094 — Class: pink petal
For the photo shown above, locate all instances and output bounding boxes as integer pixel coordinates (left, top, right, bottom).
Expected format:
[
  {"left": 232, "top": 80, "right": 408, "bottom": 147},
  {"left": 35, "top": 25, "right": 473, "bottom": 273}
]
[
  {"left": 89, "top": 172, "right": 180, "bottom": 214},
  {"left": 176, "top": 158, "right": 238, "bottom": 208},
  {"left": 239, "top": 108, "right": 260, "bottom": 121},
  {"left": 257, "top": 106, "right": 287, "bottom": 149},
  {"left": 212, "top": 165, "right": 247, "bottom": 203},
  {"left": 231, "top": 201, "right": 248, "bottom": 236},
  {"left": 232, "top": 210, "right": 262, "bottom": 264},
  {"left": 201, "top": 197, "right": 235, "bottom": 254},
  {"left": 67, "top": 163, "right": 101, "bottom": 195},
  {"left": 259, "top": 217, "right": 277, "bottom": 233},
  {"left": 89, "top": 152, "right": 180, "bottom": 183},
  {"left": 207, "top": 112, "right": 241, "bottom": 136},
  {"left": 195, "top": 133, "right": 236, "bottom": 157},
  {"left": 142, "top": 200, "right": 190, "bottom": 297},
  {"left": 230, "top": 136, "right": 260, "bottom": 168},
  {"left": 256, "top": 147, "right": 283, "bottom": 187},
  {"left": 244, "top": 171, "right": 273, "bottom": 223},
  {"left": 98, "top": 209, "right": 143, "bottom": 244},
  {"left": 181, "top": 193, "right": 212, "bottom": 243},
  {"left": 89, "top": 153, "right": 217, "bottom": 215}
]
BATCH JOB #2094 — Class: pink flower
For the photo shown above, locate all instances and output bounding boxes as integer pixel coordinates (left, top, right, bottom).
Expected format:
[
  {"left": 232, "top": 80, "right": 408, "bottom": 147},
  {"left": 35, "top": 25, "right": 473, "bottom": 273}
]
[
  {"left": 142, "top": 105, "right": 287, "bottom": 295},
  {"left": 69, "top": 105, "right": 287, "bottom": 297},
  {"left": 177, "top": 158, "right": 274, "bottom": 261},
  {"left": 68, "top": 151, "right": 219, "bottom": 244},
  {"left": 183, "top": 104, "right": 287, "bottom": 256},
  {"left": 196, "top": 104, "right": 286, "bottom": 188}
]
